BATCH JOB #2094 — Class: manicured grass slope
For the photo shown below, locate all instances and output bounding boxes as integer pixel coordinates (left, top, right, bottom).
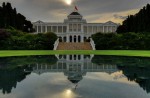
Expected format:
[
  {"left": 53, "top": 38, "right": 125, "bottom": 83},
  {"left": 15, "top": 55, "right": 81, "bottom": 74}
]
[{"left": 0, "top": 50, "right": 150, "bottom": 57}]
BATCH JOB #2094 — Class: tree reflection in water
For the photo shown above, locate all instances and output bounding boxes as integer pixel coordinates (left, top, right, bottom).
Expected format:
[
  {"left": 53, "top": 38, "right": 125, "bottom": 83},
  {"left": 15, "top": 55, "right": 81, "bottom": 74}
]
[
  {"left": 0, "top": 55, "right": 150, "bottom": 95},
  {"left": 92, "top": 55, "right": 150, "bottom": 93},
  {"left": 0, "top": 55, "right": 57, "bottom": 94}
]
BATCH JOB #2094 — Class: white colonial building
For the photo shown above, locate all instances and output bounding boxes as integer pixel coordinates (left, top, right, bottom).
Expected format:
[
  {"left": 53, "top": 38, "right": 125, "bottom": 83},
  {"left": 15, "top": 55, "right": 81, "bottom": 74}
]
[{"left": 33, "top": 11, "right": 119, "bottom": 43}]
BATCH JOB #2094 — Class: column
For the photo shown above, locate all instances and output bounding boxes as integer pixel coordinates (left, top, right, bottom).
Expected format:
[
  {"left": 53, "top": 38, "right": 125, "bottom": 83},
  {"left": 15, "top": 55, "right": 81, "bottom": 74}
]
[
  {"left": 45, "top": 26, "right": 47, "bottom": 32},
  {"left": 66, "top": 35, "right": 69, "bottom": 43},
  {"left": 81, "top": 24, "right": 84, "bottom": 32},
  {"left": 81, "top": 35, "right": 84, "bottom": 42},
  {"left": 76, "top": 35, "right": 78, "bottom": 43},
  {"left": 81, "top": 55, "right": 84, "bottom": 61},
  {"left": 86, "top": 36, "right": 88, "bottom": 40},
  {"left": 72, "top": 35, "right": 74, "bottom": 43},
  {"left": 66, "top": 63, "right": 69, "bottom": 70}
]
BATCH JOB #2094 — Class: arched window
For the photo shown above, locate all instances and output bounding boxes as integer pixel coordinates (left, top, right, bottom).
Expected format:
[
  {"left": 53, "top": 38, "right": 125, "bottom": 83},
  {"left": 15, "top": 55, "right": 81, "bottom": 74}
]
[
  {"left": 78, "top": 36, "right": 81, "bottom": 42},
  {"left": 64, "top": 37, "right": 66, "bottom": 42}
]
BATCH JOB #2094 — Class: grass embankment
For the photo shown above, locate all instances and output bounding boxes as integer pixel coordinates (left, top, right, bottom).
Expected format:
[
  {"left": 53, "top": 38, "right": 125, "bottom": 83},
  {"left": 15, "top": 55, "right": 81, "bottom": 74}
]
[{"left": 0, "top": 50, "right": 150, "bottom": 57}]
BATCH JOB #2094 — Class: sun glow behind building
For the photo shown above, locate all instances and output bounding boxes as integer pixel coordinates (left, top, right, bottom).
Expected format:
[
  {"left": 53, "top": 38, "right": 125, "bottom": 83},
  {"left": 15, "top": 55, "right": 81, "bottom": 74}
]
[{"left": 65, "top": 0, "right": 72, "bottom": 5}]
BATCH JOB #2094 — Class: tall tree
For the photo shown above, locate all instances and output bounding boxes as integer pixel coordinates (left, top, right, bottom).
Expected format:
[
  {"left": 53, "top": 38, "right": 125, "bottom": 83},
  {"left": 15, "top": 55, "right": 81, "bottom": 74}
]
[
  {"left": 117, "top": 4, "right": 150, "bottom": 33},
  {"left": 0, "top": 2, "right": 34, "bottom": 32}
]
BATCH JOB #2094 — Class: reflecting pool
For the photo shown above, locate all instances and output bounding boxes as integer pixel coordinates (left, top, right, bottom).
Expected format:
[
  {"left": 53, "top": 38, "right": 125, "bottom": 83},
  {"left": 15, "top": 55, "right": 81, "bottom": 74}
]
[{"left": 0, "top": 55, "right": 150, "bottom": 98}]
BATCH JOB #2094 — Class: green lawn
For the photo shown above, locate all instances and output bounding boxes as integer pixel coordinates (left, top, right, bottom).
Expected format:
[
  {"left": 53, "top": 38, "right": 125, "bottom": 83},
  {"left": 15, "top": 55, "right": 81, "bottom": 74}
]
[{"left": 0, "top": 50, "right": 150, "bottom": 57}]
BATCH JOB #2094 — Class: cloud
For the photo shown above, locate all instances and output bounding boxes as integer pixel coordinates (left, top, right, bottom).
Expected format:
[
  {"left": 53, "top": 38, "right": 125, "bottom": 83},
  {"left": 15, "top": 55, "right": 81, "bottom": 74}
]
[
  {"left": 113, "top": 14, "right": 127, "bottom": 20},
  {"left": 0, "top": 0, "right": 149, "bottom": 23},
  {"left": 88, "top": 9, "right": 139, "bottom": 24}
]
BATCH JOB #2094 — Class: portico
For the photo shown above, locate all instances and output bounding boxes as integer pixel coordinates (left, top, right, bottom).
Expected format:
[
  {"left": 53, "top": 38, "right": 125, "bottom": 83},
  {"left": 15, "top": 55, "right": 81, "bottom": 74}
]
[{"left": 66, "top": 35, "right": 84, "bottom": 43}]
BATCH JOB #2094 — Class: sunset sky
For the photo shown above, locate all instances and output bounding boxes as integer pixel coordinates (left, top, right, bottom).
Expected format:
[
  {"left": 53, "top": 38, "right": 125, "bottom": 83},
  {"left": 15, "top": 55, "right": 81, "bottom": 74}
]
[{"left": 0, "top": 0, "right": 150, "bottom": 23}]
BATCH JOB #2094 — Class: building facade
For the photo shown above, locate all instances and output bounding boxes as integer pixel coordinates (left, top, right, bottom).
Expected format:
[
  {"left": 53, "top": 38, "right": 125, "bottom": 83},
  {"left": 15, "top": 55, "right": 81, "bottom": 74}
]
[{"left": 33, "top": 11, "right": 119, "bottom": 43}]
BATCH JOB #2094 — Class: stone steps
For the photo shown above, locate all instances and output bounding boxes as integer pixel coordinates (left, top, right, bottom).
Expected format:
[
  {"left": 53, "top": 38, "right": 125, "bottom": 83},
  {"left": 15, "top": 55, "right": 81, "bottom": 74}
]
[{"left": 57, "top": 42, "right": 93, "bottom": 50}]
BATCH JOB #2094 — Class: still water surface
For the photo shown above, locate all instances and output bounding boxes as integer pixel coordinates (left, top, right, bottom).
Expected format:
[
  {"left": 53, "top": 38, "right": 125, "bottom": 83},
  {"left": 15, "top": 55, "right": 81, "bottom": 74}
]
[{"left": 0, "top": 55, "right": 150, "bottom": 98}]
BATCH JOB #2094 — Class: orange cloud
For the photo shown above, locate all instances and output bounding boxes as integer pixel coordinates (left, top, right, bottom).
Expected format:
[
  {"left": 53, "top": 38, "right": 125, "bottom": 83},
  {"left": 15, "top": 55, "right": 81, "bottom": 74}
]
[{"left": 86, "top": 9, "right": 139, "bottom": 24}]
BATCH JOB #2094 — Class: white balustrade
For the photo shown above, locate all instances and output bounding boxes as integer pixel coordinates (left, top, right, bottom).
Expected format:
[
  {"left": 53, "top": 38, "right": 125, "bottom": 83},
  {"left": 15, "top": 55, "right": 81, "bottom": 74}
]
[
  {"left": 90, "top": 38, "right": 96, "bottom": 50},
  {"left": 53, "top": 38, "right": 59, "bottom": 50}
]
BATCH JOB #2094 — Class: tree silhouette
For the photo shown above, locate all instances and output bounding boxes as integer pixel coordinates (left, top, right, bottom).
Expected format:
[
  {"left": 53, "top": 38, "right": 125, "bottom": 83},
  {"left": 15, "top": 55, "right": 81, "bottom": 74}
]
[
  {"left": 0, "top": 2, "right": 34, "bottom": 32},
  {"left": 117, "top": 4, "right": 150, "bottom": 33}
]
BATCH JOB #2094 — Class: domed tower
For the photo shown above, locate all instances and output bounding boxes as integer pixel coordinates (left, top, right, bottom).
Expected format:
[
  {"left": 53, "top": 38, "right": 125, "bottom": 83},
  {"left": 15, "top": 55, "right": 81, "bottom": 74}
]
[
  {"left": 64, "top": 6, "right": 86, "bottom": 43},
  {"left": 64, "top": 7, "right": 86, "bottom": 24},
  {"left": 67, "top": 12, "right": 83, "bottom": 21}
]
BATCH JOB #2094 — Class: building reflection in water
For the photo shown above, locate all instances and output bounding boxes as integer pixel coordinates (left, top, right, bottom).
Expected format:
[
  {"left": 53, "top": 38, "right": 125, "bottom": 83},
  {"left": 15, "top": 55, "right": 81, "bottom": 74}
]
[
  {"left": 31, "top": 55, "right": 118, "bottom": 87},
  {"left": 0, "top": 55, "right": 150, "bottom": 95}
]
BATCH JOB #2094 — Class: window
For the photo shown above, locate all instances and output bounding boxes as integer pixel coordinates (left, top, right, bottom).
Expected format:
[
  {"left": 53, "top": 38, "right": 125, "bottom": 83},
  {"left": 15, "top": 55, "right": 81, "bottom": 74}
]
[
  {"left": 63, "top": 26, "right": 67, "bottom": 32},
  {"left": 53, "top": 26, "right": 57, "bottom": 32},
  {"left": 73, "top": 24, "right": 77, "bottom": 31},
  {"left": 69, "top": 24, "right": 72, "bottom": 32},
  {"left": 78, "top": 24, "right": 81, "bottom": 32},
  {"left": 47, "top": 26, "right": 51, "bottom": 32},
  {"left": 58, "top": 26, "right": 62, "bottom": 33},
  {"left": 88, "top": 26, "right": 92, "bottom": 33},
  {"left": 42, "top": 26, "right": 45, "bottom": 32},
  {"left": 38, "top": 26, "right": 41, "bottom": 33}
]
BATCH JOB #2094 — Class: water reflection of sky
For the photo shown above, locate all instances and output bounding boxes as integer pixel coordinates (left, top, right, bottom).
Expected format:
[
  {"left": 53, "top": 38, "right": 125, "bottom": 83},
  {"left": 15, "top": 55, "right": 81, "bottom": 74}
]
[
  {"left": 0, "top": 55, "right": 150, "bottom": 98},
  {"left": 0, "top": 72, "right": 149, "bottom": 98}
]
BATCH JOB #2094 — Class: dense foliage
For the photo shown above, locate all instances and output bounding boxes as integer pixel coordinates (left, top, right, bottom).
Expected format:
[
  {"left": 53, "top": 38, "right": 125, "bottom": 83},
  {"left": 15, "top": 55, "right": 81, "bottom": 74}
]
[
  {"left": 0, "top": 2, "right": 34, "bottom": 32},
  {"left": 117, "top": 4, "right": 150, "bottom": 33},
  {"left": 0, "top": 29, "right": 57, "bottom": 50},
  {"left": 92, "top": 32, "right": 150, "bottom": 50}
]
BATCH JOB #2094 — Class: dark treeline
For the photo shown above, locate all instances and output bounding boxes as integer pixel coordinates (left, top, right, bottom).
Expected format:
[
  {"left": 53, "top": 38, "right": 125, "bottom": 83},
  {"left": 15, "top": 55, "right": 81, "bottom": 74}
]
[
  {"left": 92, "top": 32, "right": 150, "bottom": 50},
  {"left": 0, "top": 29, "right": 57, "bottom": 50},
  {"left": 117, "top": 4, "right": 150, "bottom": 33},
  {"left": 0, "top": 2, "right": 34, "bottom": 32}
]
